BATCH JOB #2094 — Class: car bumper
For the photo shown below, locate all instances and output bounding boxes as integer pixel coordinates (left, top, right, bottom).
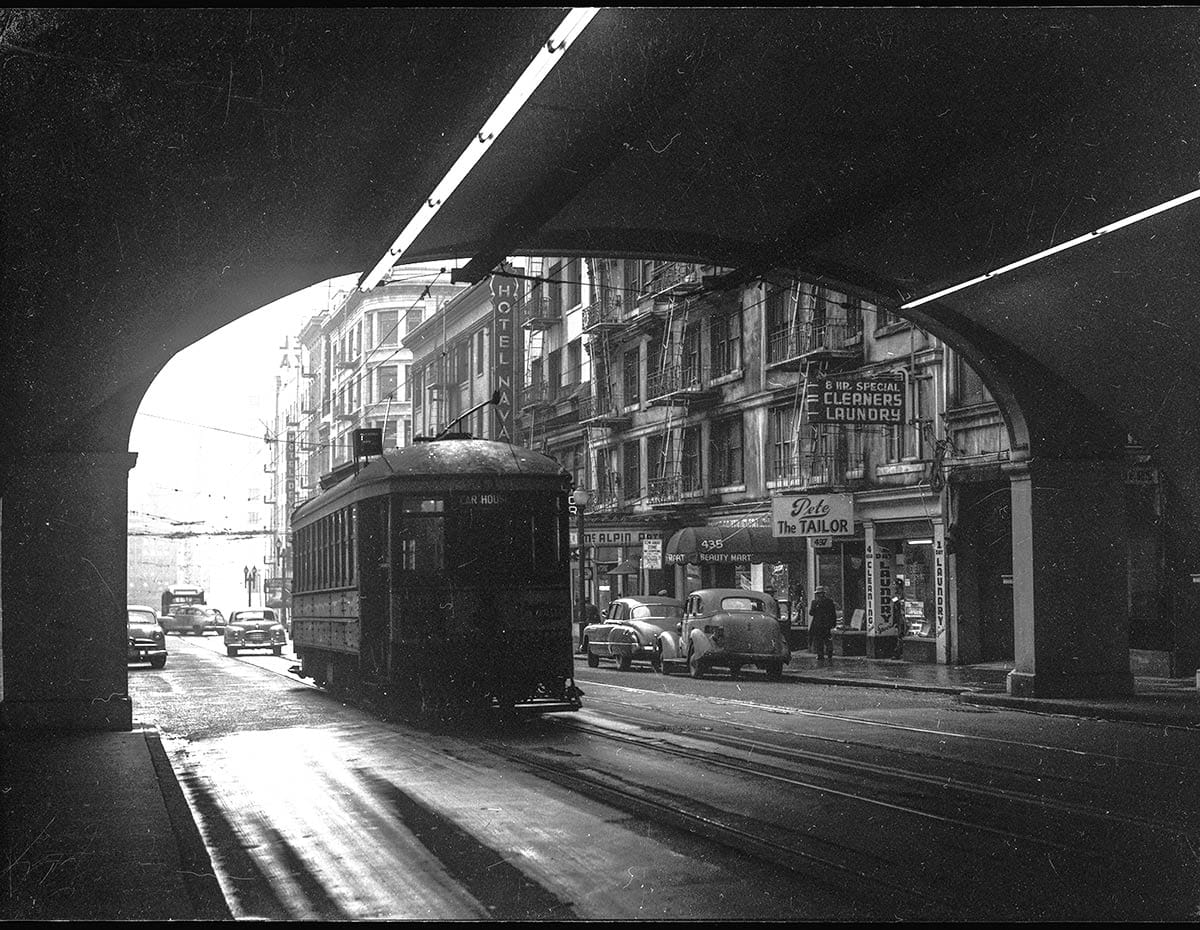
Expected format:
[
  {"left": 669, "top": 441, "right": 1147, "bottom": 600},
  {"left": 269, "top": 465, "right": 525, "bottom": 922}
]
[
  {"left": 700, "top": 647, "right": 790, "bottom": 665},
  {"left": 225, "top": 637, "right": 286, "bottom": 650},
  {"left": 127, "top": 646, "right": 167, "bottom": 663}
]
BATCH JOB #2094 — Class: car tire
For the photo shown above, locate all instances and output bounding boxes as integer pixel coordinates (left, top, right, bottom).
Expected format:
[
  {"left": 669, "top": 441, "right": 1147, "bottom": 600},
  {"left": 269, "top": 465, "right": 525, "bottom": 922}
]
[
  {"left": 272, "top": 646, "right": 282, "bottom": 656},
  {"left": 226, "top": 646, "right": 239, "bottom": 657},
  {"left": 729, "top": 663, "right": 742, "bottom": 680},
  {"left": 764, "top": 661, "right": 784, "bottom": 681},
  {"left": 688, "top": 647, "right": 705, "bottom": 679},
  {"left": 650, "top": 655, "right": 662, "bottom": 673},
  {"left": 617, "top": 654, "right": 632, "bottom": 671},
  {"left": 193, "top": 626, "right": 204, "bottom": 636},
  {"left": 586, "top": 646, "right": 599, "bottom": 668},
  {"left": 150, "top": 656, "right": 166, "bottom": 669}
]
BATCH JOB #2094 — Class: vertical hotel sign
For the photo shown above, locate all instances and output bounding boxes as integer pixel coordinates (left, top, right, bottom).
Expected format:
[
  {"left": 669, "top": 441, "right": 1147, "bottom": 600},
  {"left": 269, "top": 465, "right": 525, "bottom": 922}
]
[{"left": 490, "top": 269, "right": 518, "bottom": 442}]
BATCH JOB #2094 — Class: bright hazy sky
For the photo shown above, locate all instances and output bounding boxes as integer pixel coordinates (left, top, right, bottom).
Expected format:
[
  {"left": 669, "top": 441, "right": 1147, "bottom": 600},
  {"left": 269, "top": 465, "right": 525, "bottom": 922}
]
[{"left": 129, "top": 274, "right": 359, "bottom": 532}]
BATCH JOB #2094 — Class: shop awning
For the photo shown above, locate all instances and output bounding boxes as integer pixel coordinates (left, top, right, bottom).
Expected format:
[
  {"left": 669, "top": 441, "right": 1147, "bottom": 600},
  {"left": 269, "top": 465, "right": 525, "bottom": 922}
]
[
  {"left": 664, "top": 526, "right": 806, "bottom": 565},
  {"left": 607, "top": 555, "right": 642, "bottom": 575}
]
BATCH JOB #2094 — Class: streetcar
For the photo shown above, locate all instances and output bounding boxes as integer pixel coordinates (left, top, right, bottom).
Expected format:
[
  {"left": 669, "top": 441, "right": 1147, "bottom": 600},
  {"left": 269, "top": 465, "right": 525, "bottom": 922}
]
[{"left": 288, "top": 436, "right": 582, "bottom": 719}]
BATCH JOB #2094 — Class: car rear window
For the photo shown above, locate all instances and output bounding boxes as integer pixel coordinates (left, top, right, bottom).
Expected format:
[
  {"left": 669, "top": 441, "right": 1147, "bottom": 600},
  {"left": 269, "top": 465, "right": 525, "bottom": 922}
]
[
  {"left": 720, "top": 596, "right": 776, "bottom": 615},
  {"left": 630, "top": 605, "right": 683, "bottom": 621}
]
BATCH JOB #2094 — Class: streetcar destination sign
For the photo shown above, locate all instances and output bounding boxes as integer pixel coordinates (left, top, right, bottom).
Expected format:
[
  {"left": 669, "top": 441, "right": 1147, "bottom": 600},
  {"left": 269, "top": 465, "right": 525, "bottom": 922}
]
[
  {"left": 771, "top": 493, "right": 854, "bottom": 537},
  {"left": 811, "top": 376, "right": 905, "bottom": 424}
]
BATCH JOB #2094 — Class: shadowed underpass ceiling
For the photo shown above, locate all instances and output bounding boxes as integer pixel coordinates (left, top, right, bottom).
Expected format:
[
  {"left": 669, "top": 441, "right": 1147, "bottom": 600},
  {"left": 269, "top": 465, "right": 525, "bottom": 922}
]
[{"left": 2, "top": 7, "right": 1199, "bottom": 519}]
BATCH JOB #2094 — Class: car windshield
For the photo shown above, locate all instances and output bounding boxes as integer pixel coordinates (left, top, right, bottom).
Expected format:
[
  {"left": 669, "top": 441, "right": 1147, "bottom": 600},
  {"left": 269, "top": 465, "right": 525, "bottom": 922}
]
[
  {"left": 232, "top": 611, "right": 275, "bottom": 623},
  {"left": 719, "top": 596, "right": 777, "bottom": 615},
  {"left": 127, "top": 608, "right": 157, "bottom": 624},
  {"left": 630, "top": 605, "right": 683, "bottom": 622}
]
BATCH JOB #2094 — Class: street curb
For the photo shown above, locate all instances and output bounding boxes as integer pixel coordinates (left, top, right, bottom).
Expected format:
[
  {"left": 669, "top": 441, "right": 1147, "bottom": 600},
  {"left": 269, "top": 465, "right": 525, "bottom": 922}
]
[
  {"left": 785, "top": 673, "right": 969, "bottom": 695},
  {"left": 142, "top": 728, "right": 233, "bottom": 920},
  {"left": 958, "top": 692, "right": 1200, "bottom": 729}
]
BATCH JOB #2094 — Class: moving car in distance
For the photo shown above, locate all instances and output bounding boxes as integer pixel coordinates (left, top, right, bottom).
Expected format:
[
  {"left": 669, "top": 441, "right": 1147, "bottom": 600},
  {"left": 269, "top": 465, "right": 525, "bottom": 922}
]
[
  {"left": 658, "top": 588, "right": 790, "bottom": 680},
  {"left": 224, "top": 608, "right": 287, "bottom": 656},
  {"left": 127, "top": 605, "right": 167, "bottom": 669},
  {"left": 168, "top": 604, "right": 226, "bottom": 636},
  {"left": 582, "top": 595, "right": 684, "bottom": 671},
  {"left": 159, "top": 584, "right": 207, "bottom": 635}
]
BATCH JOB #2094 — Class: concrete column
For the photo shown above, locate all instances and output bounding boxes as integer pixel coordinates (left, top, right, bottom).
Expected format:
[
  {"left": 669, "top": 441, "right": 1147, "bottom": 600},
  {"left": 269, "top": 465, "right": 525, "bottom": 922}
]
[
  {"left": 1005, "top": 457, "right": 1134, "bottom": 698},
  {"left": 1, "top": 452, "right": 138, "bottom": 730}
]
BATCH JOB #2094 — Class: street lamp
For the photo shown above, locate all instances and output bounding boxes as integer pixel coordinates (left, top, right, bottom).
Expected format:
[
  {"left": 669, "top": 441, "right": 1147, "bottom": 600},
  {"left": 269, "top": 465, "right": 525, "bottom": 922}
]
[
  {"left": 243, "top": 565, "right": 258, "bottom": 607},
  {"left": 570, "top": 487, "right": 591, "bottom": 651}
]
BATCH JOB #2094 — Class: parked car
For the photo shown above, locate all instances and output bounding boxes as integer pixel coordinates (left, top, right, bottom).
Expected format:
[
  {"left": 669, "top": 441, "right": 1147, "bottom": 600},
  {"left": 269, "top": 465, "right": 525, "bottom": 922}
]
[
  {"left": 582, "top": 596, "right": 684, "bottom": 671},
  {"left": 224, "top": 608, "right": 287, "bottom": 656},
  {"left": 164, "top": 605, "right": 226, "bottom": 636},
  {"left": 658, "top": 588, "right": 790, "bottom": 680},
  {"left": 127, "top": 605, "right": 167, "bottom": 668}
]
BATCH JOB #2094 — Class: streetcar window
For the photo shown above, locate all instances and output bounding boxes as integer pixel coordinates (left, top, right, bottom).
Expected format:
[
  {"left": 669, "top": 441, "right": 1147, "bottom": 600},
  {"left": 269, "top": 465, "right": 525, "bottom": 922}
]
[
  {"left": 403, "top": 499, "right": 443, "bottom": 513},
  {"left": 397, "top": 514, "right": 445, "bottom": 573},
  {"left": 447, "top": 493, "right": 566, "bottom": 581}
]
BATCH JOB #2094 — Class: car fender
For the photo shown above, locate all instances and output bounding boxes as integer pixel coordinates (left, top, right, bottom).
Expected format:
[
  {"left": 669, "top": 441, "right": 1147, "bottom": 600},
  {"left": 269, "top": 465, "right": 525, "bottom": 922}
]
[
  {"left": 689, "top": 628, "right": 716, "bottom": 659},
  {"left": 658, "top": 629, "right": 683, "bottom": 661}
]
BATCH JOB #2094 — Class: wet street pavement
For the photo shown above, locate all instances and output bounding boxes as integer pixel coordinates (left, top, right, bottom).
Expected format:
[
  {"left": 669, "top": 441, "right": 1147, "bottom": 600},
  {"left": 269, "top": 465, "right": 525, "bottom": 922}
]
[{"left": 126, "top": 634, "right": 1200, "bottom": 921}]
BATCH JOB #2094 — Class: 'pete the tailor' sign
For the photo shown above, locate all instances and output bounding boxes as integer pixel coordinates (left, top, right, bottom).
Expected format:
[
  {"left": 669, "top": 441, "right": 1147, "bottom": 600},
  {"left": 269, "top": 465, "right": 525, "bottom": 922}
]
[
  {"left": 490, "top": 270, "right": 519, "bottom": 442},
  {"left": 771, "top": 493, "right": 854, "bottom": 538},
  {"left": 811, "top": 376, "right": 905, "bottom": 424}
]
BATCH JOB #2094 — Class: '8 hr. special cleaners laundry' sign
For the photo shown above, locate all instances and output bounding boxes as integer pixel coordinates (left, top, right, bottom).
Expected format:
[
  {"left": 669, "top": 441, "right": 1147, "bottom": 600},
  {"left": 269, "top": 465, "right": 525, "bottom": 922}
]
[
  {"left": 811, "top": 376, "right": 905, "bottom": 424},
  {"left": 771, "top": 494, "right": 854, "bottom": 538}
]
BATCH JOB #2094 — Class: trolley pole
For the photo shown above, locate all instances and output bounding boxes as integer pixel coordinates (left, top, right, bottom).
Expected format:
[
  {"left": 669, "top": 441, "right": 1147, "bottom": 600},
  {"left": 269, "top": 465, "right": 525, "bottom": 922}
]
[{"left": 570, "top": 488, "right": 591, "bottom": 651}]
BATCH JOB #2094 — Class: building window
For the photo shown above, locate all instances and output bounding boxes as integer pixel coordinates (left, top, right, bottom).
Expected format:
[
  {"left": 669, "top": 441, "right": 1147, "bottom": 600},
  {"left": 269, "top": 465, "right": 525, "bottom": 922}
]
[
  {"left": 565, "top": 258, "right": 582, "bottom": 310},
  {"left": 567, "top": 338, "right": 582, "bottom": 385},
  {"left": 710, "top": 308, "right": 742, "bottom": 376},
  {"left": 378, "top": 365, "right": 398, "bottom": 403},
  {"left": 622, "top": 439, "right": 641, "bottom": 500},
  {"left": 768, "top": 404, "right": 799, "bottom": 480},
  {"left": 406, "top": 306, "right": 423, "bottom": 334},
  {"left": 623, "top": 346, "right": 640, "bottom": 408},
  {"left": 547, "top": 348, "right": 562, "bottom": 399},
  {"left": 682, "top": 424, "right": 702, "bottom": 492},
  {"left": 400, "top": 363, "right": 411, "bottom": 401},
  {"left": 888, "top": 372, "right": 935, "bottom": 462},
  {"left": 710, "top": 415, "right": 744, "bottom": 487},
  {"left": 376, "top": 310, "right": 398, "bottom": 347},
  {"left": 953, "top": 353, "right": 989, "bottom": 407},
  {"left": 476, "top": 329, "right": 486, "bottom": 375}
]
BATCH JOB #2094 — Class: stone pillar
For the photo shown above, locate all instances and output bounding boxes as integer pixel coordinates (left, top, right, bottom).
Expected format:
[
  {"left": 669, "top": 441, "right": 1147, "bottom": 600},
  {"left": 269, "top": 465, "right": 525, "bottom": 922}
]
[
  {"left": 1004, "top": 458, "right": 1134, "bottom": 698},
  {"left": 1, "top": 452, "right": 138, "bottom": 729}
]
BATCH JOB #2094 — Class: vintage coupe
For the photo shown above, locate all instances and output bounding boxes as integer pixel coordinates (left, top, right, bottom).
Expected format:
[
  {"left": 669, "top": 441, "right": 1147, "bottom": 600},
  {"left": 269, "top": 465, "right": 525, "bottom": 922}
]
[
  {"left": 582, "top": 595, "right": 684, "bottom": 670},
  {"left": 658, "top": 588, "right": 790, "bottom": 680},
  {"left": 224, "top": 608, "right": 288, "bottom": 656},
  {"left": 127, "top": 605, "right": 168, "bottom": 668}
]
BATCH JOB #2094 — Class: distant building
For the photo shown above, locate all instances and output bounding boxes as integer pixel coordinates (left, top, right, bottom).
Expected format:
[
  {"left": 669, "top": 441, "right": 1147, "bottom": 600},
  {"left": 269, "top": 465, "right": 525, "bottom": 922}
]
[{"left": 266, "top": 264, "right": 467, "bottom": 618}]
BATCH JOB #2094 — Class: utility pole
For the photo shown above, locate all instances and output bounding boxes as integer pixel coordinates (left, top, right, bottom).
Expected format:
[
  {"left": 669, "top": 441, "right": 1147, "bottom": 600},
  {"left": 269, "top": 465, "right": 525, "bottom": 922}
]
[{"left": 570, "top": 488, "right": 591, "bottom": 650}]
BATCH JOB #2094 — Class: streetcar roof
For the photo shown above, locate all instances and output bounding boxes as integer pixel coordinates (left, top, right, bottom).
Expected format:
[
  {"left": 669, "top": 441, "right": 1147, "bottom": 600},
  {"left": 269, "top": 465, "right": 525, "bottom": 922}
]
[{"left": 292, "top": 439, "right": 568, "bottom": 525}]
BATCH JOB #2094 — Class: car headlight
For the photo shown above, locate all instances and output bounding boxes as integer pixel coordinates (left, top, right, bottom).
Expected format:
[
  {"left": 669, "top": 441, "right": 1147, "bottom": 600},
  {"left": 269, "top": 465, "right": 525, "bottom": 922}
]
[{"left": 269, "top": 625, "right": 284, "bottom": 633}]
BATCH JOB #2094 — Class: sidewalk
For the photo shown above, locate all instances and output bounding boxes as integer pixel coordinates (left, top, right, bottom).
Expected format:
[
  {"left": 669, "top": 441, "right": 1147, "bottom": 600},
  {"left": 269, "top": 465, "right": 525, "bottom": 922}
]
[
  {"left": 780, "top": 651, "right": 1200, "bottom": 729},
  {"left": 0, "top": 726, "right": 231, "bottom": 921}
]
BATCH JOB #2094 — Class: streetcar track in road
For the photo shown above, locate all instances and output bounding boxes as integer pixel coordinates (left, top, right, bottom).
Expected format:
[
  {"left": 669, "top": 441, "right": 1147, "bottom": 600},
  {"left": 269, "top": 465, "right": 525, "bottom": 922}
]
[
  {"left": 480, "top": 737, "right": 946, "bottom": 923},
  {"left": 553, "top": 717, "right": 1108, "bottom": 860},
  {"left": 577, "top": 703, "right": 1200, "bottom": 837},
  {"left": 580, "top": 678, "right": 1200, "bottom": 772}
]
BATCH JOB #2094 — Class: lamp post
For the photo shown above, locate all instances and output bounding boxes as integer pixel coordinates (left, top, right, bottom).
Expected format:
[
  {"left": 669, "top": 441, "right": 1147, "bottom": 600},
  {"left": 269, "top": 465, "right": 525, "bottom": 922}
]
[
  {"left": 243, "top": 565, "right": 258, "bottom": 607},
  {"left": 570, "top": 487, "right": 591, "bottom": 651}
]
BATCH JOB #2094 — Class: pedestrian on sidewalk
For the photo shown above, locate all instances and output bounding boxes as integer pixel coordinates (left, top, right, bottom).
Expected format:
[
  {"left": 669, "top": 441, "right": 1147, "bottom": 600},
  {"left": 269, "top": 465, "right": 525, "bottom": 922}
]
[
  {"left": 892, "top": 581, "right": 907, "bottom": 659},
  {"left": 578, "top": 596, "right": 601, "bottom": 654},
  {"left": 808, "top": 586, "right": 837, "bottom": 666}
]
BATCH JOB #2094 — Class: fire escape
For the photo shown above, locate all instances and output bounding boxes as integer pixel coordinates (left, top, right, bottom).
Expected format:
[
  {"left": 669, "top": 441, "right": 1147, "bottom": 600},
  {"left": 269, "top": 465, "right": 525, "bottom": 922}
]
[
  {"left": 766, "top": 281, "right": 865, "bottom": 489},
  {"left": 519, "top": 260, "right": 561, "bottom": 450}
]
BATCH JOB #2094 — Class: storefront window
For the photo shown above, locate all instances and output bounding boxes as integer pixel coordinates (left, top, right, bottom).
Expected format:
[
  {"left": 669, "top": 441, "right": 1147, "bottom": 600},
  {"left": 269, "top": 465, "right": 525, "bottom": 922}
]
[{"left": 895, "top": 541, "right": 935, "bottom": 638}]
